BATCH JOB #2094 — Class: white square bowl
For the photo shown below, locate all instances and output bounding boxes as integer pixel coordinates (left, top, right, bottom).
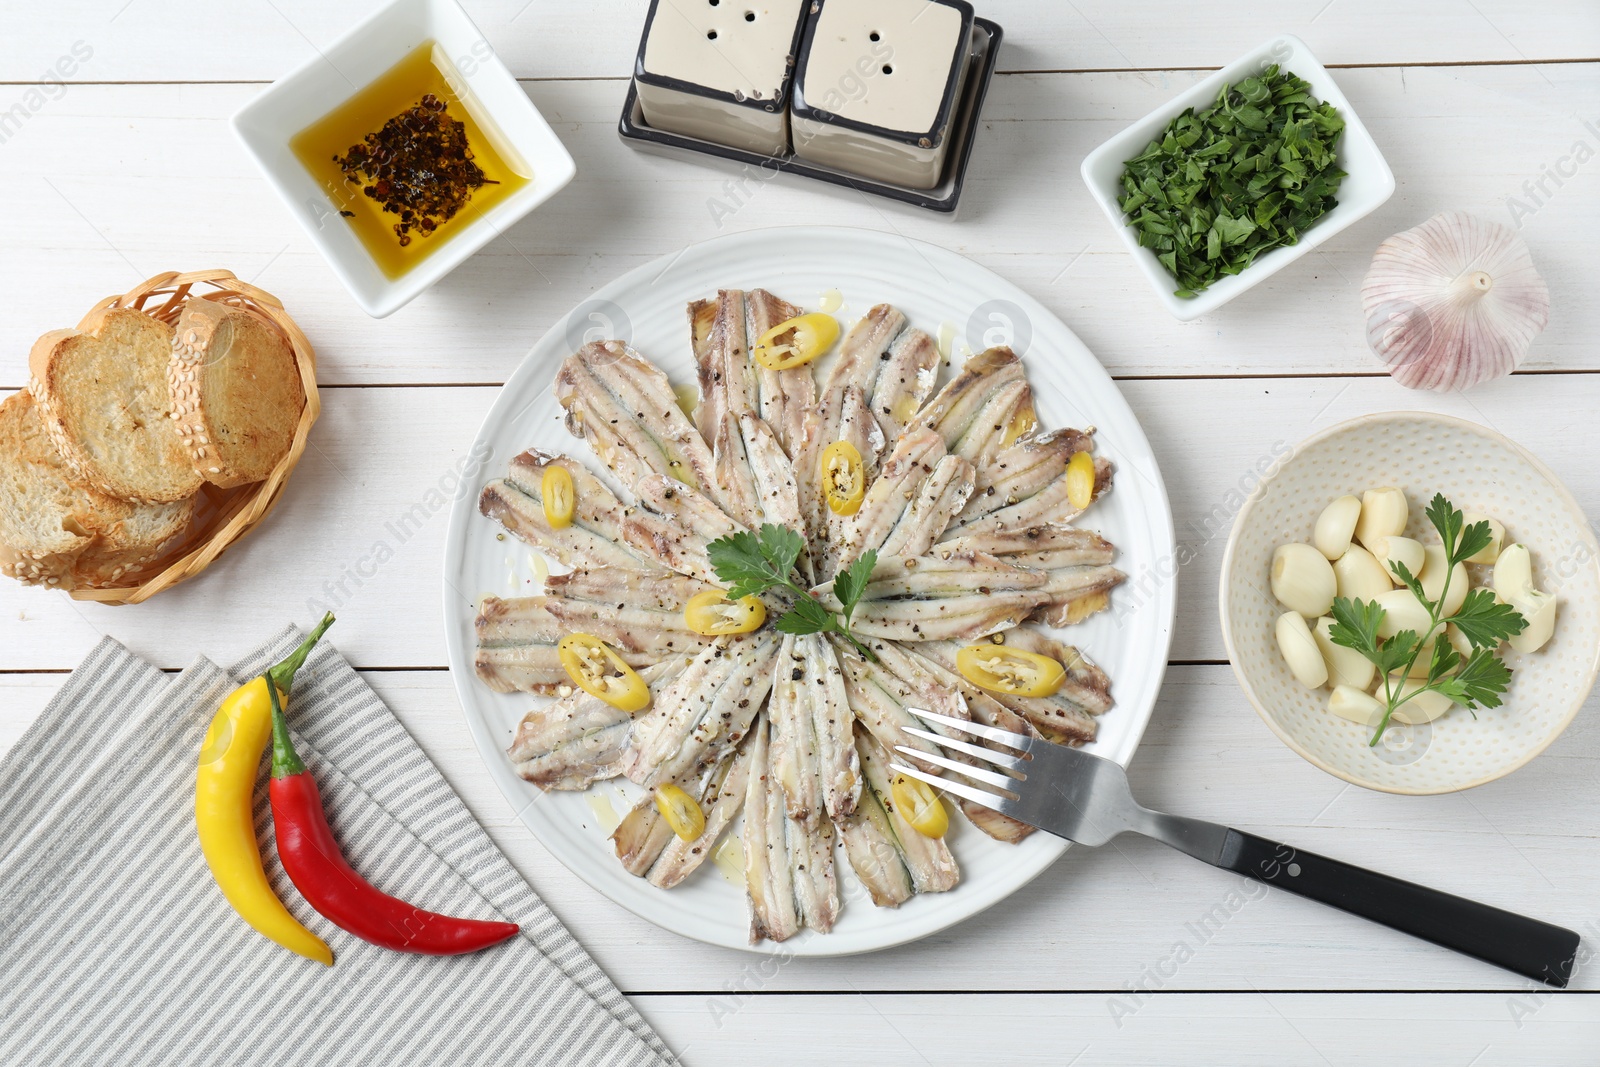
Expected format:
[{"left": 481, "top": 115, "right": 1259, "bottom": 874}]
[
  {"left": 1079, "top": 34, "right": 1393, "bottom": 322},
  {"left": 231, "top": 0, "right": 576, "bottom": 318}
]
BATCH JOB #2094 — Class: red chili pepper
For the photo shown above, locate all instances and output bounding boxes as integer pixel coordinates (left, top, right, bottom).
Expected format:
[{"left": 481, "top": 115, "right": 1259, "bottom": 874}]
[{"left": 267, "top": 683, "right": 519, "bottom": 955}]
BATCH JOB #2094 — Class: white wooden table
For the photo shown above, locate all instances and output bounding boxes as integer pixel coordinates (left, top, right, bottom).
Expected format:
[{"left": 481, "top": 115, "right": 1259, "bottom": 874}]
[{"left": 4, "top": 2, "right": 1599, "bottom": 1062}]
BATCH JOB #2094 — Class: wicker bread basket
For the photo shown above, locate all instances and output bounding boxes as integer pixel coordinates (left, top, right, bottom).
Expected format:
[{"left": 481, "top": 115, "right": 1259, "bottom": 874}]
[{"left": 65, "top": 270, "right": 319, "bottom": 604}]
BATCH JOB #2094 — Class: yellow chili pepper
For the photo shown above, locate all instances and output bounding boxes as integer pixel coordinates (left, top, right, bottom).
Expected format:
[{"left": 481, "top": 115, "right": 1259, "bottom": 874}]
[
  {"left": 542, "top": 464, "right": 575, "bottom": 529},
  {"left": 196, "top": 614, "right": 336, "bottom": 965},
  {"left": 654, "top": 784, "right": 707, "bottom": 841},
  {"left": 1066, "top": 450, "right": 1096, "bottom": 511},
  {"left": 683, "top": 589, "right": 767, "bottom": 636},
  {"left": 751, "top": 312, "right": 839, "bottom": 371},
  {"left": 955, "top": 642, "right": 1067, "bottom": 698},
  {"left": 890, "top": 774, "right": 949, "bottom": 838},
  {"left": 558, "top": 633, "right": 651, "bottom": 712},
  {"left": 821, "top": 440, "right": 866, "bottom": 516}
]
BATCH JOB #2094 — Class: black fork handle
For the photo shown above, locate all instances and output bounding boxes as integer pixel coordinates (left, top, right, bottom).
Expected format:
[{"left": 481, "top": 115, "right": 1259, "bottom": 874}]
[{"left": 1218, "top": 829, "right": 1579, "bottom": 987}]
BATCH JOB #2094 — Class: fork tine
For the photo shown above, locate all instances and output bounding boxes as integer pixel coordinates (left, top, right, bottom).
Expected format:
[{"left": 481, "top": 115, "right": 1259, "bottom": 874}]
[
  {"left": 905, "top": 706, "right": 1031, "bottom": 751},
  {"left": 894, "top": 744, "right": 1019, "bottom": 791},
  {"left": 889, "top": 760, "right": 1017, "bottom": 817},
  {"left": 902, "top": 726, "right": 1027, "bottom": 772}
]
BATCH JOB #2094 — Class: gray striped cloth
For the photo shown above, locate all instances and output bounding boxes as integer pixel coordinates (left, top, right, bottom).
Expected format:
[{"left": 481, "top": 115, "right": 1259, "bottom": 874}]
[{"left": 0, "top": 627, "right": 675, "bottom": 1067}]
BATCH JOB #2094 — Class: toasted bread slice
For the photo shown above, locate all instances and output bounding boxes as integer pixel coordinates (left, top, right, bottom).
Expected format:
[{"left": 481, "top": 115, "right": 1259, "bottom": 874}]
[
  {"left": 0, "top": 390, "right": 193, "bottom": 589},
  {"left": 169, "top": 298, "right": 304, "bottom": 488},
  {"left": 29, "top": 307, "right": 203, "bottom": 504}
]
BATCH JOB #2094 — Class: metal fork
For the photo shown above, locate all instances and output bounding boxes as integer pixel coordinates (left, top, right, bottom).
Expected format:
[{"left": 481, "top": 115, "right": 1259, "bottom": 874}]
[{"left": 893, "top": 707, "right": 1579, "bottom": 987}]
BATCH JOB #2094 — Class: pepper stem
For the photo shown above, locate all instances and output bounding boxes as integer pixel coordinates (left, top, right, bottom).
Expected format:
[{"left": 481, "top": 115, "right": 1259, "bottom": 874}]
[
  {"left": 268, "top": 675, "right": 307, "bottom": 780},
  {"left": 266, "top": 613, "right": 335, "bottom": 696}
]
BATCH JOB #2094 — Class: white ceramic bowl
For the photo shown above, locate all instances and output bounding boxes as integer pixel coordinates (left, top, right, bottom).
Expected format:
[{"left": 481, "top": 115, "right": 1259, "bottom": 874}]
[
  {"left": 1079, "top": 33, "right": 1394, "bottom": 322},
  {"left": 1219, "top": 412, "right": 1600, "bottom": 795},
  {"left": 231, "top": 0, "right": 576, "bottom": 318}
]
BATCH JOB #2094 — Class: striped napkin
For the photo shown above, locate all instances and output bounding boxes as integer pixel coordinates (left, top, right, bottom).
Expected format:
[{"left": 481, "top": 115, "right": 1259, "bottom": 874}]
[{"left": 0, "top": 627, "right": 675, "bottom": 1067}]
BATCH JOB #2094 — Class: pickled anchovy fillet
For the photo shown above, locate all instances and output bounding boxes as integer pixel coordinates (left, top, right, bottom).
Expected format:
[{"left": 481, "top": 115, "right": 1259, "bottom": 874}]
[
  {"left": 747, "top": 289, "right": 814, "bottom": 459},
  {"left": 648, "top": 733, "right": 757, "bottom": 889},
  {"left": 943, "top": 432, "right": 1116, "bottom": 540},
  {"left": 837, "top": 774, "right": 915, "bottom": 908},
  {"left": 854, "top": 727, "right": 959, "bottom": 895},
  {"left": 820, "top": 550, "right": 1052, "bottom": 643},
  {"left": 622, "top": 474, "right": 745, "bottom": 584},
  {"left": 474, "top": 595, "right": 669, "bottom": 694},
  {"left": 476, "top": 594, "right": 706, "bottom": 657},
  {"left": 508, "top": 657, "right": 691, "bottom": 790},
  {"left": 916, "top": 627, "right": 1111, "bottom": 745},
  {"left": 873, "top": 641, "right": 1036, "bottom": 843},
  {"left": 912, "top": 346, "right": 1035, "bottom": 468},
  {"left": 798, "top": 303, "right": 937, "bottom": 534},
  {"left": 769, "top": 634, "right": 860, "bottom": 827},
  {"left": 622, "top": 633, "right": 780, "bottom": 789},
  {"left": 938, "top": 524, "right": 1126, "bottom": 627},
  {"left": 611, "top": 754, "right": 733, "bottom": 878},
  {"left": 479, "top": 451, "right": 663, "bottom": 575},
  {"left": 832, "top": 428, "right": 974, "bottom": 577},
  {"left": 546, "top": 567, "right": 714, "bottom": 612},
  {"left": 555, "top": 340, "right": 738, "bottom": 515},
  {"left": 744, "top": 718, "right": 840, "bottom": 943}
]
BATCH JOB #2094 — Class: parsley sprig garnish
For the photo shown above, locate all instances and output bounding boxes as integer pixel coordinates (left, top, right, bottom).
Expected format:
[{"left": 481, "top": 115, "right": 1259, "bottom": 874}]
[
  {"left": 1327, "top": 494, "right": 1527, "bottom": 746},
  {"left": 707, "top": 523, "right": 878, "bottom": 661}
]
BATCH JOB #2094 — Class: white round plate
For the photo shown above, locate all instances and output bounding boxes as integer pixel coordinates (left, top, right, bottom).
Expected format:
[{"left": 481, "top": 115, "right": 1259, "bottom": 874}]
[
  {"left": 443, "top": 226, "right": 1177, "bottom": 955},
  {"left": 1219, "top": 411, "right": 1600, "bottom": 795}
]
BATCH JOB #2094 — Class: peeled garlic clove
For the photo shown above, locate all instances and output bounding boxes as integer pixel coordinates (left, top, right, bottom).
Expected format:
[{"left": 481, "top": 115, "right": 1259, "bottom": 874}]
[
  {"left": 1361, "top": 211, "right": 1550, "bottom": 392},
  {"left": 1334, "top": 545, "right": 1393, "bottom": 601},
  {"left": 1355, "top": 487, "right": 1407, "bottom": 550},
  {"left": 1388, "top": 673, "right": 1455, "bottom": 724},
  {"left": 1276, "top": 611, "right": 1328, "bottom": 689},
  {"left": 1328, "top": 684, "right": 1384, "bottom": 725},
  {"left": 1507, "top": 589, "right": 1557, "bottom": 654},
  {"left": 1368, "top": 535, "right": 1426, "bottom": 584},
  {"left": 1418, "top": 544, "right": 1469, "bottom": 617},
  {"left": 1447, "top": 623, "right": 1478, "bottom": 658},
  {"left": 1271, "top": 543, "right": 1336, "bottom": 617},
  {"left": 1493, "top": 543, "right": 1534, "bottom": 600},
  {"left": 1314, "top": 616, "right": 1374, "bottom": 691},
  {"left": 1314, "top": 495, "right": 1362, "bottom": 560},
  {"left": 1462, "top": 512, "right": 1505, "bottom": 564},
  {"left": 1376, "top": 587, "right": 1433, "bottom": 639}
]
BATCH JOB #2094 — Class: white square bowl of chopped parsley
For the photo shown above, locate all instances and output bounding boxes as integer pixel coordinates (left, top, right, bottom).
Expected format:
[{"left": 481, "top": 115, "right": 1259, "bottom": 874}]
[{"left": 1080, "top": 34, "right": 1394, "bottom": 321}]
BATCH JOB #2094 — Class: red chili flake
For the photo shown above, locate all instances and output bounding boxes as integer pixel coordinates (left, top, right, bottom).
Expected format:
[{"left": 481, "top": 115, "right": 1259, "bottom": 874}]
[{"left": 331, "top": 93, "right": 496, "bottom": 246}]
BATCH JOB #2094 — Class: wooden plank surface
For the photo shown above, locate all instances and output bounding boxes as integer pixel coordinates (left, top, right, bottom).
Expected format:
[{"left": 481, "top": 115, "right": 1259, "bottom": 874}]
[
  {"left": 632, "top": 992, "right": 1600, "bottom": 1066},
  {"left": 1, "top": 373, "right": 1594, "bottom": 671},
  {"left": 3, "top": 3, "right": 1598, "bottom": 1056},
  {"left": 4, "top": 661, "right": 1596, "bottom": 995},
  {"left": 1, "top": 0, "right": 1595, "bottom": 82},
  {"left": 1, "top": 64, "right": 1595, "bottom": 384}
]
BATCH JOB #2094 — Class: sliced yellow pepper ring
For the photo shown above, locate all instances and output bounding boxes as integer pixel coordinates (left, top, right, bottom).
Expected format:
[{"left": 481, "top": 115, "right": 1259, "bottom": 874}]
[
  {"left": 684, "top": 589, "right": 767, "bottom": 636},
  {"left": 654, "top": 784, "right": 706, "bottom": 842},
  {"left": 752, "top": 312, "right": 840, "bottom": 371},
  {"left": 1065, "top": 449, "right": 1096, "bottom": 512},
  {"left": 956, "top": 643, "right": 1066, "bottom": 698},
  {"left": 542, "top": 465, "right": 575, "bottom": 529},
  {"left": 821, "top": 440, "right": 866, "bottom": 516},
  {"left": 558, "top": 633, "right": 651, "bottom": 712},
  {"left": 890, "top": 774, "right": 949, "bottom": 839}
]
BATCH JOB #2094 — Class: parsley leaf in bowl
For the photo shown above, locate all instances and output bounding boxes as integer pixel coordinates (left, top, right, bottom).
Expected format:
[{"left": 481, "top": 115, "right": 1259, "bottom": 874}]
[{"left": 1117, "top": 64, "right": 1346, "bottom": 298}]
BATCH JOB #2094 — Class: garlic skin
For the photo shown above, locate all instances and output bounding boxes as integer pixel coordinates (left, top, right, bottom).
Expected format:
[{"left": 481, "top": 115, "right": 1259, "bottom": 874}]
[{"left": 1361, "top": 211, "right": 1550, "bottom": 392}]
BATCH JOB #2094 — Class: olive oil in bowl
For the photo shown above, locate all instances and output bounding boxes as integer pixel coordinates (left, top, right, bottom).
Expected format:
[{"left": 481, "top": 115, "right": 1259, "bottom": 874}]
[{"left": 290, "top": 41, "right": 530, "bottom": 279}]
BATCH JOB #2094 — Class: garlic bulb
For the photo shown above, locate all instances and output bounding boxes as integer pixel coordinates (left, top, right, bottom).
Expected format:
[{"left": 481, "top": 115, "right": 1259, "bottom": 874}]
[{"left": 1361, "top": 211, "right": 1549, "bottom": 391}]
